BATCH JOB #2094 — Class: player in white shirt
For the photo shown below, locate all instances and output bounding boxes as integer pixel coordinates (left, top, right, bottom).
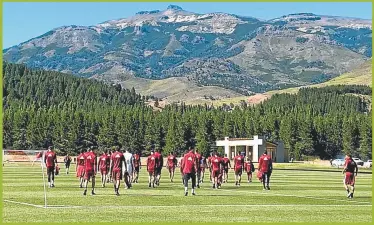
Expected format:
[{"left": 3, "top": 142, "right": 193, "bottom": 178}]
[{"left": 123, "top": 149, "right": 134, "bottom": 189}]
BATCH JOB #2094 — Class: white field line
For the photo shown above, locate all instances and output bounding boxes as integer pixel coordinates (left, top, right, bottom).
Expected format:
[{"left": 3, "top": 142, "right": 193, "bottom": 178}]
[
  {"left": 3, "top": 200, "right": 45, "bottom": 208},
  {"left": 204, "top": 188, "right": 372, "bottom": 205},
  {"left": 3, "top": 199, "right": 372, "bottom": 209}
]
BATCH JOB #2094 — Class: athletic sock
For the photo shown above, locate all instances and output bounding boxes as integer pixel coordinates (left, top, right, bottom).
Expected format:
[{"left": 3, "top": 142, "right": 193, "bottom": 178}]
[{"left": 184, "top": 187, "right": 188, "bottom": 192}]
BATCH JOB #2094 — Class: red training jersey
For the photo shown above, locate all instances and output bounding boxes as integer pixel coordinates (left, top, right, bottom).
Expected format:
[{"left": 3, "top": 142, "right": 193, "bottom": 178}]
[
  {"left": 234, "top": 155, "right": 244, "bottom": 169},
  {"left": 182, "top": 151, "right": 197, "bottom": 174},
  {"left": 223, "top": 157, "right": 230, "bottom": 169},
  {"left": 244, "top": 162, "right": 254, "bottom": 173},
  {"left": 84, "top": 152, "right": 96, "bottom": 172},
  {"left": 344, "top": 158, "right": 357, "bottom": 173},
  {"left": 154, "top": 152, "right": 162, "bottom": 168},
  {"left": 111, "top": 151, "right": 124, "bottom": 171},
  {"left": 99, "top": 154, "right": 110, "bottom": 169},
  {"left": 147, "top": 155, "right": 156, "bottom": 172},
  {"left": 167, "top": 155, "right": 177, "bottom": 168},
  {"left": 211, "top": 156, "right": 222, "bottom": 171},
  {"left": 77, "top": 153, "right": 85, "bottom": 166},
  {"left": 134, "top": 154, "right": 141, "bottom": 167},
  {"left": 258, "top": 154, "right": 272, "bottom": 173},
  {"left": 45, "top": 151, "right": 56, "bottom": 168}
]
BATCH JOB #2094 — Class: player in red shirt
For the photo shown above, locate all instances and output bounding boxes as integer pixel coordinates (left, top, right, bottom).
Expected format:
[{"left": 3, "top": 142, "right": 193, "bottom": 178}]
[
  {"left": 258, "top": 151, "right": 273, "bottom": 190},
  {"left": 244, "top": 158, "right": 255, "bottom": 183},
  {"left": 207, "top": 152, "right": 213, "bottom": 183},
  {"left": 147, "top": 150, "right": 157, "bottom": 188},
  {"left": 76, "top": 149, "right": 86, "bottom": 188},
  {"left": 343, "top": 154, "right": 358, "bottom": 198},
  {"left": 166, "top": 152, "right": 178, "bottom": 182},
  {"left": 44, "top": 146, "right": 58, "bottom": 188},
  {"left": 222, "top": 154, "right": 231, "bottom": 183},
  {"left": 234, "top": 152, "right": 245, "bottom": 186},
  {"left": 153, "top": 149, "right": 163, "bottom": 186},
  {"left": 98, "top": 150, "right": 110, "bottom": 187},
  {"left": 210, "top": 152, "right": 223, "bottom": 189},
  {"left": 194, "top": 149, "right": 202, "bottom": 188},
  {"left": 83, "top": 147, "right": 97, "bottom": 195},
  {"left": 199, "top": 155, "right": 207, "bottom": 183},
  {"left": 110, "top": 147, "right": 125, "bottom": 196},
  {"left": 132, "top": 151, "right": 141, "bottom": 183},
  {"left": 179, "top": 150, "right": 187, "bottom": 185},
  {"left": 182, "top": 147, "right": 197, "bottom": 196}
]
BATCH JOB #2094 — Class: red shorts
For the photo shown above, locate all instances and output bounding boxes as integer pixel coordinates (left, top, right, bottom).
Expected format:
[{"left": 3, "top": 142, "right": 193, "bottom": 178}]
[
  {"left": 100, "top": 167, "right": 108, "bottom": 175},
  {"left": 344, "top": 172, "right": 355, "bottom": 185},
  {"left": 84, "top": 170, "right": 95, "bottom": 180},
  {"left": 76, "top": 165, "right": 85, "bottom": 178},
  {"left": 148, "top": 171, "right": 155, "bottom": 176},
  {"left": 212, "top": 170, "right": 220, "bottom": 178},
  {"left": 235, "top": 167, "right": 242, "bottom": 175},
  {"left": 112, "top": 169, "right": 122, "bottom": 181},
  {"left": 168, "top": 166, "right": 175, "bottom": 172}
]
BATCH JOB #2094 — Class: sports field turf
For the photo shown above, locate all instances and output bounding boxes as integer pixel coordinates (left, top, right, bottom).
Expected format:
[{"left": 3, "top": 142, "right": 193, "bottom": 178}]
[{"left": 2, "top": 163, "right": 372, "bottom": 223}]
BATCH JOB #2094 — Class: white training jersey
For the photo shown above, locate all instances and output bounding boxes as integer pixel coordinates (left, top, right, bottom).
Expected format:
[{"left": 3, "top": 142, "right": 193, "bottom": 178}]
[{"left": 124, "top": 152, "right": 134, "bottom": 173}]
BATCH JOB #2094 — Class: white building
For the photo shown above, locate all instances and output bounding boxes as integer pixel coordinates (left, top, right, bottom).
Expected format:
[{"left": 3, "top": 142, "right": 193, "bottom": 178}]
[{"left": 216, "top": 135, "right": 288, "bottom": 163}]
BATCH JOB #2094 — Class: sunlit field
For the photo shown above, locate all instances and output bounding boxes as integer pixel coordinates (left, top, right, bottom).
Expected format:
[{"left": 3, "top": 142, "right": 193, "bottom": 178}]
[{"left": 3, "top": 163, "right": 372, "bottom": 223}]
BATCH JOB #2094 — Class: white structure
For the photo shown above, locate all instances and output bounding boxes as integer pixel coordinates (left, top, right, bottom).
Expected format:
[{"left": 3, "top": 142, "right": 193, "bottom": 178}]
[{"left": 216, "top": 136, "right": 288, "bottom": 163}]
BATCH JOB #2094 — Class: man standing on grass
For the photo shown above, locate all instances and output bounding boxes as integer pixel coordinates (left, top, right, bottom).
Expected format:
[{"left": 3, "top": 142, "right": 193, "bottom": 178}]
[
  {"left": 154, "top": 148, "right": 163, "bottom": 186},
  {"left": 108, "top": 150, "right": 114, "bottom": 183},
  {"left": 83, "top": 147, "right": 97, "bottom": 196},
  {"left": 194, "top": 149, "right": 202, "bottom": 188},
  {"left": 179, "top": 150, "right": 187, "bottom": 185},
  {"left": 147, "top": 150, "right": 157, "bottom": 188},
  {"left": 167, "top": 151, "right": 178, "bottom": 182},
  {"left": 343, "top": 154, "right": 358, "bottom": 198},
  {"left": 133, "top": 151, "right": 141, "bottom": 183},
  {"left": 98, "top": 150, "right": 110, "bottom": 187},
  {"left": 199, "top": 155, "right": 207, "bottom": 183},
  {"left": 210, "top": 151, "right": 222, "bottom": 189},
  {"left": 234, "top": 152, "right": 245, "bottom": 186},
  {"left": 182, "top": 147, "right": 197, "bottom": 196},
  {"left": 76, "top": 149, "right": 86, "bottom": 188},
  {"left": 244, "top": 158, "right": 255, "bottom": 183},
  {"left": 207, "top": 152, "right": 213, "bottom": 183},
  {"left": 258, "top": 151, "right": 273, "bottom": 190},
  {"left": 64, "top": 154, "right": 72, "bottom": 175},
  {"left": 44, "top": 146, "right": 58, "bottom": 188},
  {"left": 110, "top": 147, "right": 125, "bottom": 196},
  {"left": 222, "top": 154, "right": 231, "bottom": 183},
  {"left": 123, "top": 149, "right": 134, "bottom": 189}
]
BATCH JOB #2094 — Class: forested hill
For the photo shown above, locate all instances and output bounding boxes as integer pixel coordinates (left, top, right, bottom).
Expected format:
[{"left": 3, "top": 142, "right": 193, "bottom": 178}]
[
  {"left": 3, "top": 63, "right": 372, "bottom": 160},
  {"left": 3, "top": 62, "right": 145, "bottom": 110}
]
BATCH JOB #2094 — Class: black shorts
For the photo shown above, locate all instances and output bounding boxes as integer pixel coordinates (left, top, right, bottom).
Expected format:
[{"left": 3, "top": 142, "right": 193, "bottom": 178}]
[
  {"left": 135, "top": 166, "right": 140, "bottom": 172},
  {"left": 156, "top": 167, "right": 162, "bottom": 175},
  {"left": 65, "top": 163, "right": 71, "bottom": 168},
  {"left": 47, "top": 167, "right": 55, "bottom": 174},
  {"left": 224, "top": 168, "right": 229, "bottom": 173}
]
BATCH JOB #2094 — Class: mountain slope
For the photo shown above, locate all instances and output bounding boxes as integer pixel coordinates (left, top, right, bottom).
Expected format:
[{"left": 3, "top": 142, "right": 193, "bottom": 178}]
[
  {"left": 195, "top": 60, "right": 372, "bottom": 106},
  {"left": 3, "top": 5, "right": 372, "bottom": 96}
]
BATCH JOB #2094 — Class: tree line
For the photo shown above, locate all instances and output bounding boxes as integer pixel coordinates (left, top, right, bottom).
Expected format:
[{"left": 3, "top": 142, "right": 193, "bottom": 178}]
[{"left": 3, "top": 62, "right": 372, "bottom": 160}]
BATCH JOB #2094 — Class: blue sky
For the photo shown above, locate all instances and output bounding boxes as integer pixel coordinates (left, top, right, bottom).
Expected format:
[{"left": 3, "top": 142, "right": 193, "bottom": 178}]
[{"left": 3, "top": 2, "right": 372, "bottom": 48}]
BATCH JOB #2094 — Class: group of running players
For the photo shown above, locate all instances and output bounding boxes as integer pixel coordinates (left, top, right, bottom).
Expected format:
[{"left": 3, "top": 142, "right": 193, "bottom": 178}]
[{"left": 42, "top": 145, "right": 358, "bottom": 198}]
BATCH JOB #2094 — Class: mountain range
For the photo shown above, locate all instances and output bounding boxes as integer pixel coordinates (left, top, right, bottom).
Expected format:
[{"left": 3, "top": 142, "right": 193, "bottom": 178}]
[{"left": 3, "top": 5, "right": 372, "bottom": 100}]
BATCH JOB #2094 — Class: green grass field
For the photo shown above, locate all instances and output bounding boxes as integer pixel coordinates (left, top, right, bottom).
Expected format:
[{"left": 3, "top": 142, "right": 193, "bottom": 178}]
[{"left": 3, "top": 163, "right": 372, "bottom": 223}]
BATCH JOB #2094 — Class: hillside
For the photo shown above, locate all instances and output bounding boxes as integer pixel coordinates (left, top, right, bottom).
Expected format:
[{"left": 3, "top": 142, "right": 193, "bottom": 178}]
[
  {"left": 3, "top": 5, "right": 371, "bottom": 97},
  {"left": 197, "top": 60, "right": 372, "bottom": 106}
]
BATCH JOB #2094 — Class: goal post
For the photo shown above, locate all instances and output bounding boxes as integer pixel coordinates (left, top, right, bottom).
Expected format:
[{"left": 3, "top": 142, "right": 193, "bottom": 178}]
[{"left": 3, "top": 149, "right": 48, "bottom": 208}]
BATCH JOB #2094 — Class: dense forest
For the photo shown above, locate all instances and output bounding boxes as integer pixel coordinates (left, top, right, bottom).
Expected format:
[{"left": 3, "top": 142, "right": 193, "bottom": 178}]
[{"left": 3, "top": 62, "right": 372, "bottom": 160}]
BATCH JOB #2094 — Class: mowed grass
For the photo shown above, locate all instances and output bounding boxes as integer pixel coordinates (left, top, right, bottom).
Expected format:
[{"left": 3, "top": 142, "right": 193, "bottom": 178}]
[{"left": 2, "top": 163, "right": 372, "bottom": 223}]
